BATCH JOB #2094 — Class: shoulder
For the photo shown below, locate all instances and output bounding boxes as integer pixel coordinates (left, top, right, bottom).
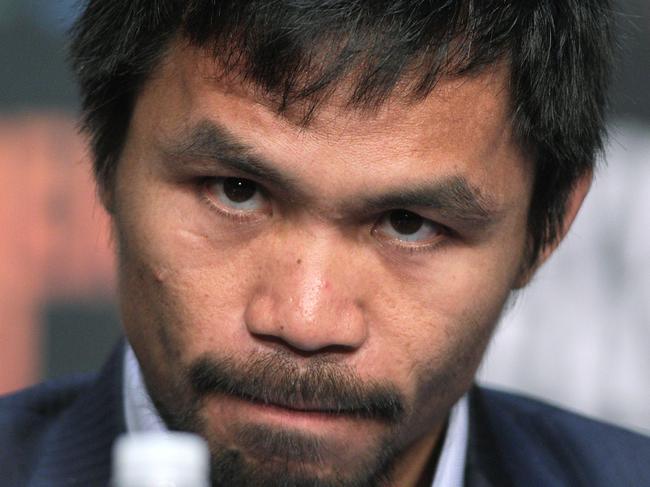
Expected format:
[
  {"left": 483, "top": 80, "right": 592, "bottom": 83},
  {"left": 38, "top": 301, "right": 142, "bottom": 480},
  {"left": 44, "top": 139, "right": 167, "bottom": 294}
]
[
  {"left": 472, "top": 386, "right": 650, "bottom": 486},
  {"left": 0, "top": 373, "right": 95, "bottom": 415},
  {"left": 0, "top": 374, "right": 95, "bottom": 481},
  {"left": 0, "top": 374, "right": 96, "bottom": 432},
  {"left": 476, "top": 386, "right": 650, "bottom": 450}
]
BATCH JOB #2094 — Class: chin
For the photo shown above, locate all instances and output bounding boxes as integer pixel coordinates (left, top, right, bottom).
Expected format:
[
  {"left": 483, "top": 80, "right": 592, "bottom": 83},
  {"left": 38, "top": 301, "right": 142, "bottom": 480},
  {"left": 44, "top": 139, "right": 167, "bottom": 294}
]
[
  {"left": 200, "top": 408, "right": 397, "bottom": 486},
  {"left": 206, "top": 432, "right": 398, "bottom": 487}
]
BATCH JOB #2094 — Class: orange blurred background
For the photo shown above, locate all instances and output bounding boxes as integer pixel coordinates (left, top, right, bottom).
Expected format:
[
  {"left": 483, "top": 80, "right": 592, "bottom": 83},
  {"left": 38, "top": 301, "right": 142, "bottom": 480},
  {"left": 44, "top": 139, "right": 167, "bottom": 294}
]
[{"left": 0, "top": 114, "right": 115, "bottom": 394}]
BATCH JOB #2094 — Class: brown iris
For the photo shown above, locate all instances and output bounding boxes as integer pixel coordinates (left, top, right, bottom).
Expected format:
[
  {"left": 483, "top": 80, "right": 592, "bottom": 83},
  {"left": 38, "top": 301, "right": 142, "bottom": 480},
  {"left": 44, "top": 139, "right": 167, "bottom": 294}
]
[
  {"left": 389, "top": 210, "right": 424, "bottom": 235},
  {"left": 223, "top": 178, "right": 257, "bottom": 203}
]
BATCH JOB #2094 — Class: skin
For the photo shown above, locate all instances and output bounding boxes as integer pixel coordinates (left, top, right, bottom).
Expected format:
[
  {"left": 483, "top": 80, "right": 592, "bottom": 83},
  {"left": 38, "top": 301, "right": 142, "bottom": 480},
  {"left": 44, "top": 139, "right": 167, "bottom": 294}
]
[{"left": 108, "top": 39, "right": 589, "bottom": 486}]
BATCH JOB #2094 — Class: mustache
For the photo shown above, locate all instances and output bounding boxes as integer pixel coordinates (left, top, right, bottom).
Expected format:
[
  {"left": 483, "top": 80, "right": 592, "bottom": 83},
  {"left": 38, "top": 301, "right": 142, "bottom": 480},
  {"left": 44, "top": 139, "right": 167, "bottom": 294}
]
[{"left": 188, "top": 352, "right": 405, "bottom": 423}]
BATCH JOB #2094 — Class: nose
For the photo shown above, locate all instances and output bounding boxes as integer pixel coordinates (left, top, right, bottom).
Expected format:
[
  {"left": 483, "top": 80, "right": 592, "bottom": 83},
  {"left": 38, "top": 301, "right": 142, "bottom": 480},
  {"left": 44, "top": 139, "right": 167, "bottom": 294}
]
[{"left": 245, "top": 229, "right": 368, "bottom": 354}]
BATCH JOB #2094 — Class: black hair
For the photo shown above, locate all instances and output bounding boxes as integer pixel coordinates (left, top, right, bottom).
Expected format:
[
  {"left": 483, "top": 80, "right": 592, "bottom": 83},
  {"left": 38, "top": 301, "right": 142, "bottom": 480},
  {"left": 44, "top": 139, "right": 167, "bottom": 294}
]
[{"left": 69, "top": 0, "right": 613, "bottom": 264}]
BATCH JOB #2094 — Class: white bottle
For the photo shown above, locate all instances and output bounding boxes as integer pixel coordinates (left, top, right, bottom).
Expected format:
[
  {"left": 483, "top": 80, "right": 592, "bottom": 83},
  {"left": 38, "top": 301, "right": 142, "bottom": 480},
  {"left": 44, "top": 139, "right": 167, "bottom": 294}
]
[{"left": 111, "top": 432, "right": 210, "bottom": 487}]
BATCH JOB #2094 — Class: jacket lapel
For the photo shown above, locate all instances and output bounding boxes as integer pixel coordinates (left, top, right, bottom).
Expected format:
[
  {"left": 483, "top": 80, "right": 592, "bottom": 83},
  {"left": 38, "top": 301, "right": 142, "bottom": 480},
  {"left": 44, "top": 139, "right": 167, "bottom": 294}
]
[
  {"left": 29, "top": 343, "right": 126, "bottom": 487},
  {"left": 464, "top": 386, "right": 515, "bottom": 487}
]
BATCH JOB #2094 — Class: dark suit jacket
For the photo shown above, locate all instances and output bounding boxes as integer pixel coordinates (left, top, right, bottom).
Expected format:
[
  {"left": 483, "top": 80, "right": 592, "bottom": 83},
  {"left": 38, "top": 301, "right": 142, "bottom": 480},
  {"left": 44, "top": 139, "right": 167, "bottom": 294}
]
[{"left": 1, "top": 344, "right": 649, "bottom": 486}]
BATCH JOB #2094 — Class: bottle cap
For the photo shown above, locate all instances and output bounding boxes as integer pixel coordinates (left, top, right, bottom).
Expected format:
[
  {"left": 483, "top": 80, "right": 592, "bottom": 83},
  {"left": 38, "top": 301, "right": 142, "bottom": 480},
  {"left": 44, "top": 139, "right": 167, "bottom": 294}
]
[{"left": 112, "top": 431, "right": 210, "bottom": 487}]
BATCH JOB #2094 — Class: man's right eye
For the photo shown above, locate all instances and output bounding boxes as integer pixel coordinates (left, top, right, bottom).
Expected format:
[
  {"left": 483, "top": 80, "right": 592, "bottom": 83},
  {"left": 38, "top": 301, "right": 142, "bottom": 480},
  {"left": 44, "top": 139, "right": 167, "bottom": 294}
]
[{"left": 203, "top": 177, "right": 272, "bottom": 218}]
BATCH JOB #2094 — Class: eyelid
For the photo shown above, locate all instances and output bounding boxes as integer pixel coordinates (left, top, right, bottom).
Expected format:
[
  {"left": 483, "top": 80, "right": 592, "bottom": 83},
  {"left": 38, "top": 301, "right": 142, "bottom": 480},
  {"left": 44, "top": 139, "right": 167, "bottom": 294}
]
[
  {"left": 201, "top": 177, "right": 272, "bottom": 222},
  {"left": 371, "top": 210, "right": 450, "bottom": 253}
]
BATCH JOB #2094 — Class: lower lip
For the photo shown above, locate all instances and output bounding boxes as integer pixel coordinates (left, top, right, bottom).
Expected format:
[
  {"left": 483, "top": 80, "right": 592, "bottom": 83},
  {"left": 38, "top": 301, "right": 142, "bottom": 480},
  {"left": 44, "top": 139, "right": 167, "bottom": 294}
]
[{"left": 208, "top": 395, "right": 360, "bottom": 431}]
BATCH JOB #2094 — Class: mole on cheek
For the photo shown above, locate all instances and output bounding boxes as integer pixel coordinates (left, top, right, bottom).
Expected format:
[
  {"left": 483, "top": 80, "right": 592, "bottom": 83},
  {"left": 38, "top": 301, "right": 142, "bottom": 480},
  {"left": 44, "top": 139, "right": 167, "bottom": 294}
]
[{"left": 152, "top": 265, "right": 170, "bottom": 284}]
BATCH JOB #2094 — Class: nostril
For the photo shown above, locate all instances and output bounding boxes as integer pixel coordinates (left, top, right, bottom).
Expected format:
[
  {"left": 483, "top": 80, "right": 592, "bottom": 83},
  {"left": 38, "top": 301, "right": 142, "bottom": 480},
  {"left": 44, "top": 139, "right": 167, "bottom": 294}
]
[{"left": 249, "top": 332, "right": 358, "bottom": 358}]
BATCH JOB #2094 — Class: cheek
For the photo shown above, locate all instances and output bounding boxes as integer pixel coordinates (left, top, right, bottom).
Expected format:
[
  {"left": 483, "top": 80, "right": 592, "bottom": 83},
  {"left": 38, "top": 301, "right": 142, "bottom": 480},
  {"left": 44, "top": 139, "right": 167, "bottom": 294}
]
[
  {"left": 114, "top": 195, "right": 263, "bottom": 363},
  {"left": 362, "top": 253, "right": 516, "bottom": 446},
  {"left": 365, "top": 240, "right": 522, "bottom": 396}
]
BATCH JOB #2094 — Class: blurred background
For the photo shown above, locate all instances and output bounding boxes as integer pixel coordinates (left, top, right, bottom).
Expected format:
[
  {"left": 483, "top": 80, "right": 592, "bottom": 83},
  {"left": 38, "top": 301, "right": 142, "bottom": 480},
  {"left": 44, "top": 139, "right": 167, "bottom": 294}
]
[{"left": 0, "top": 0, "right": 648, "bottom": 434}]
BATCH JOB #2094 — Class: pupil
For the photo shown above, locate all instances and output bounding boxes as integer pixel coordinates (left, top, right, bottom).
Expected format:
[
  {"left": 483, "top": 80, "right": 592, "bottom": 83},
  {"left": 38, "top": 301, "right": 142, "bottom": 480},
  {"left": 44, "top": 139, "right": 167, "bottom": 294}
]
[
  {"left": 223, "top": 178, "right": 256, "bottom": 203},
  {"left": 390, "top": 210, "right": 423, "bottom": 235}
]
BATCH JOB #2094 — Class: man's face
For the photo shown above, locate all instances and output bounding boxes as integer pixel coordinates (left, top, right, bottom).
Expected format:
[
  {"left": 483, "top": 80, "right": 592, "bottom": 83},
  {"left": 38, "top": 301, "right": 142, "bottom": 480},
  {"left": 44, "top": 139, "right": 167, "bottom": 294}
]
[{"left": 113, "top": 41, "right": 533, "bottom": 486}]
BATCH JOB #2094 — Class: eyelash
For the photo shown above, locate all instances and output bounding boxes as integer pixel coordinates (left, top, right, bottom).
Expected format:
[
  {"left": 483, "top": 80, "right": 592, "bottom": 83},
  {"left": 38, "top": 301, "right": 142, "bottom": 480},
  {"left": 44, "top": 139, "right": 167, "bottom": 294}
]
[
  {"left": 198, "top": 177, "right": 454, "bottom": 254},
  {"left": 372, "top": 224, "right": 452, "bottom": 255},
  {"left": 199, "top": 178, "right": 270, "bottom": 223}
]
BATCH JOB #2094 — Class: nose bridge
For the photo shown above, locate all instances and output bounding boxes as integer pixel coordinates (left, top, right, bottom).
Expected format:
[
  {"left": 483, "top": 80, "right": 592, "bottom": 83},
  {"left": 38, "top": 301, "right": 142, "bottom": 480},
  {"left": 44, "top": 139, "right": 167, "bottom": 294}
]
[
  {"left": 246, "top": 224, "right": 367, "bottom": 352},
  {"left": 293, "top": 256, "right": 328, "bottom": 325}
]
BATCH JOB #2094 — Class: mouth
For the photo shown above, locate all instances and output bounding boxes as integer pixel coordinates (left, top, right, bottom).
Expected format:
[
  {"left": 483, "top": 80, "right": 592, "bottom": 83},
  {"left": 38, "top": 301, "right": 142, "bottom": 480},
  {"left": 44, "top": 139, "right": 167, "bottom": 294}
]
[
  {"left": 188, "top": 353, "right": 405, "bottom": 424},
  {"left": 248, "top": 400, "right": 349, "bottom": 423},
  {"left": 205, "top": 393, "right": 370, "bottom": 432},
  {"left": 239, "top": 393, "right": 357, "bottom": 415}
]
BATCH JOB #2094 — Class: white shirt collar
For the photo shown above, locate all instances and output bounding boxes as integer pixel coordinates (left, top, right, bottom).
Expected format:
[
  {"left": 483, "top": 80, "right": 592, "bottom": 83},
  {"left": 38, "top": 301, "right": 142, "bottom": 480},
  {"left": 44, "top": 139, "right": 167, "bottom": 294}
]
[
  {"left": 123, "top": 344, "right": 469, "bottom": 486},
  {"left": 431, "top": 393, "right": 469, "bottom": 487},
  {"left": 123, "top": 344, "right": 168, "bottom": 433}
]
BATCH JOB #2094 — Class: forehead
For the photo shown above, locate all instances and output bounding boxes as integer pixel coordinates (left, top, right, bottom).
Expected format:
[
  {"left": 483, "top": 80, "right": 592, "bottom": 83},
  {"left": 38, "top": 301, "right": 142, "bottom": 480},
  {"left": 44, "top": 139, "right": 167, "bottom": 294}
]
[
  {"left": 133, "top": 40, "right": 530, "bottom": 203},
  {"left": 156, "top": 41, "right": 511, "bottom": 136}
]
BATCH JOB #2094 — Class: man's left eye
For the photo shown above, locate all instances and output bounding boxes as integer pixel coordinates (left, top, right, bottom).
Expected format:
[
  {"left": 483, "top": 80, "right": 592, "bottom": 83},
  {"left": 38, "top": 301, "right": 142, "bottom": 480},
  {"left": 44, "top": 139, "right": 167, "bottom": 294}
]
[
  {"left": 374, "top": 209, "right": 443, "bottom": 243},
  {"left": 204, "top": 177, "right": 269, "bottom": 212}
]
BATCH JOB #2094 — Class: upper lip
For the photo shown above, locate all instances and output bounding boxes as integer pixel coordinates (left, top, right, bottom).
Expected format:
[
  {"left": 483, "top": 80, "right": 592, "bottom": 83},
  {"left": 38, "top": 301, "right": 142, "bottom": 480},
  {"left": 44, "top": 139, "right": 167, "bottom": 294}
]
[{"left": 241, "top": 394, "right": 348, "bottom": 414}]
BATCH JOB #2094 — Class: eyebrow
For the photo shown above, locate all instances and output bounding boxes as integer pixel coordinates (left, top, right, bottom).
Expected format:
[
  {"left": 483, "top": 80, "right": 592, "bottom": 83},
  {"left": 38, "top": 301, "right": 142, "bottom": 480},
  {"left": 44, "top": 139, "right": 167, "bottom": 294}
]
[
  {"left": 162, "top": 119, "right": 306, "bottom": 198},
  {"left": 161, "top": 120, "right": 501, "bottom": 226},
  {"left": 355, "top": 177, "right": 501, "bottom": 226}
]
